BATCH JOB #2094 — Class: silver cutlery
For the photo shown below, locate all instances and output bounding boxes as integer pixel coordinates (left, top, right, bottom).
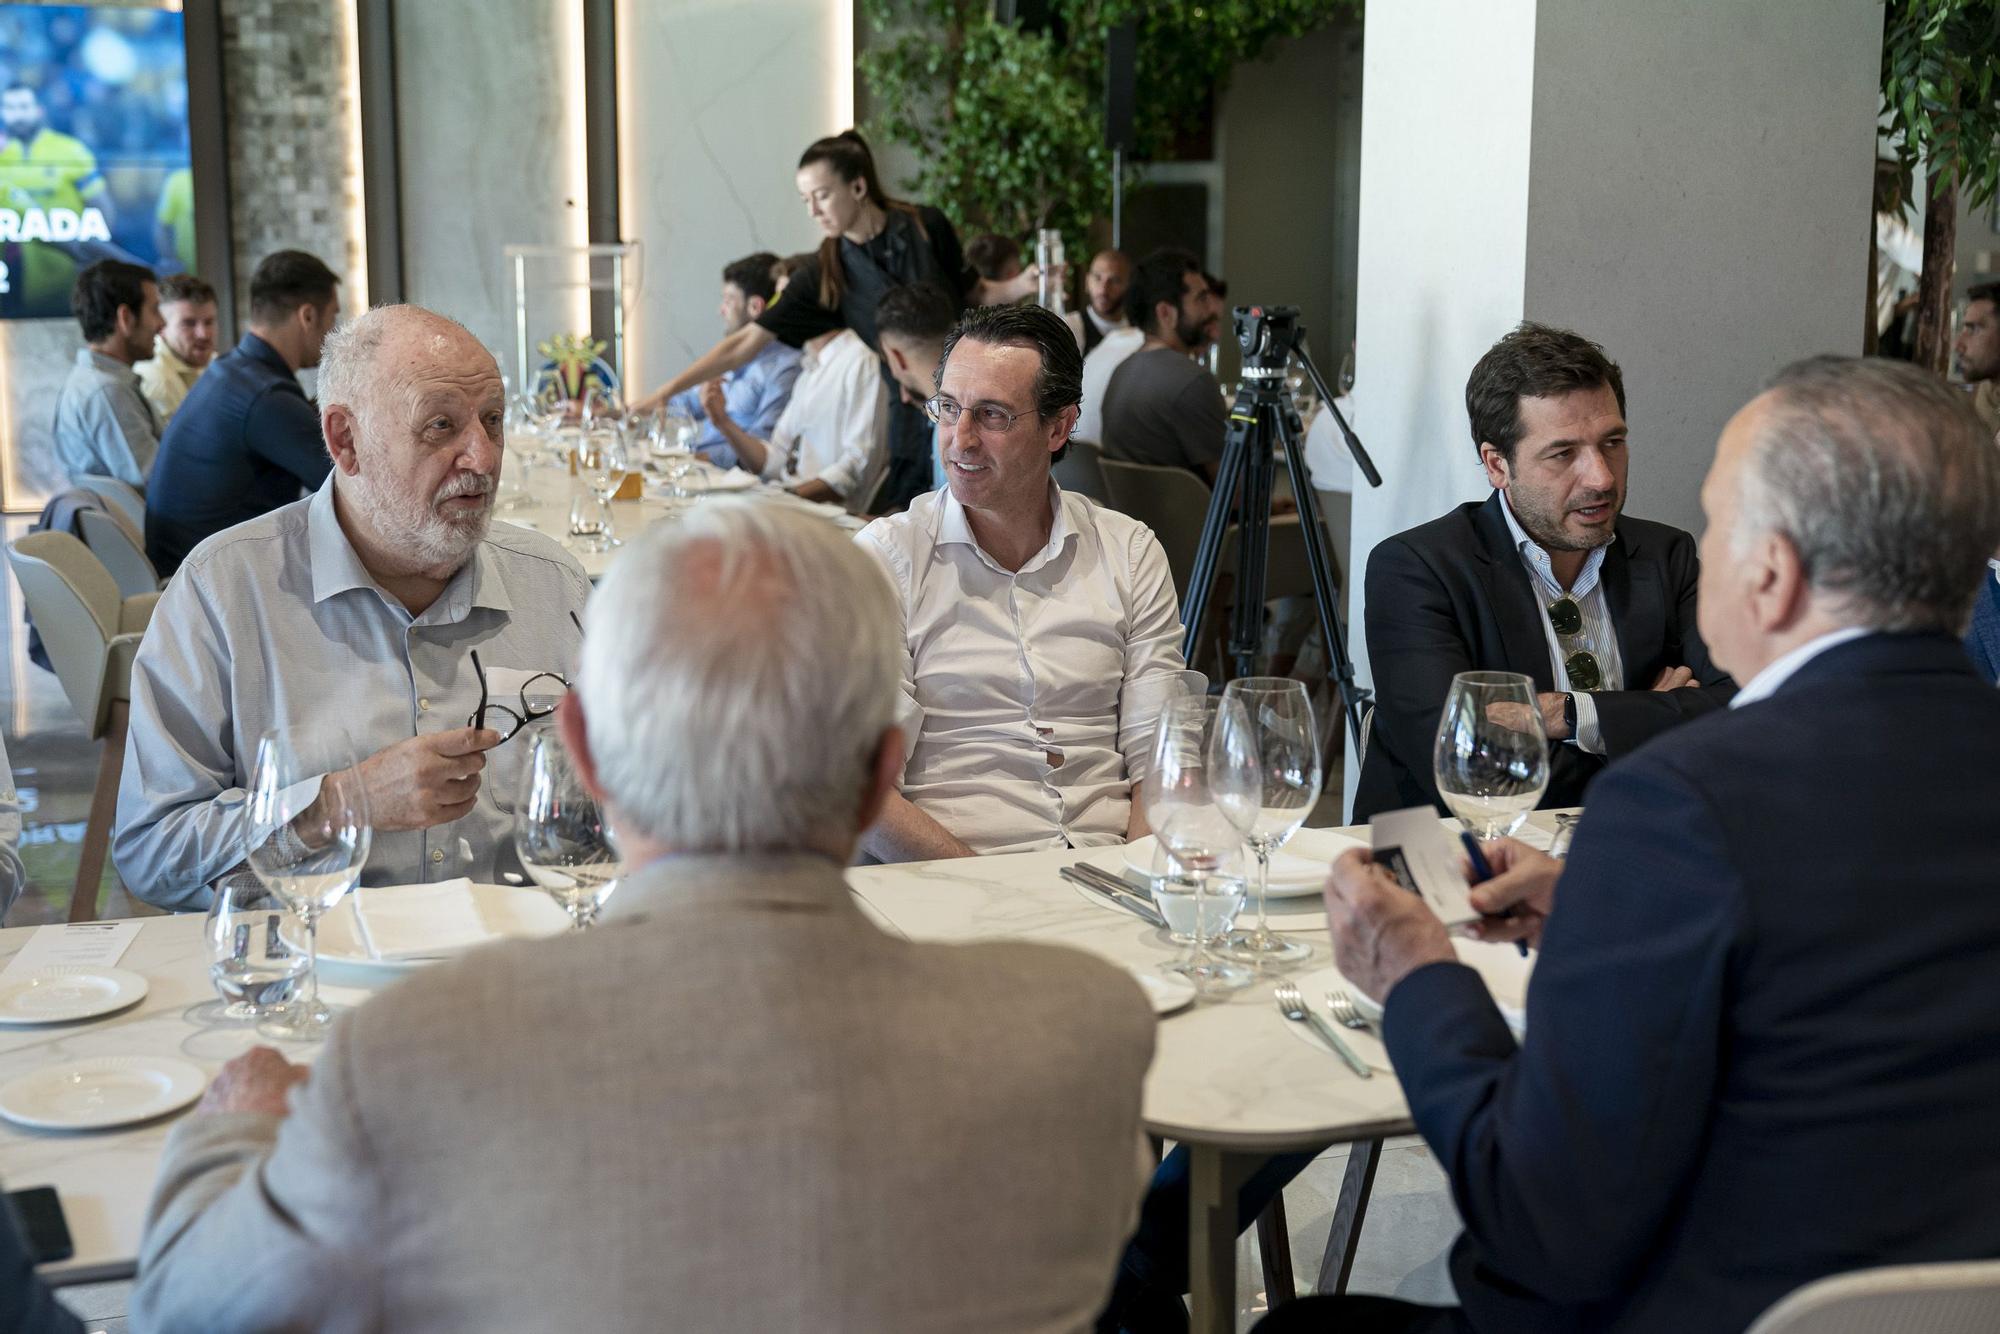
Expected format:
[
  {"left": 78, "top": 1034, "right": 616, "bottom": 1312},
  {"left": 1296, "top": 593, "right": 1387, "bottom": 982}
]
[
  {"left": 1067, "top": 863, "right": 1167, "bottom": 921},
  {"left": 1059, "top": 867, "right": 1167, "bottom": 928},
  {"left": 1326, "top": 989, "right": 1373, "bottom": 1033},
  {"left": 1274, "top": 981, "right": 1371, "bottom": 1078}
]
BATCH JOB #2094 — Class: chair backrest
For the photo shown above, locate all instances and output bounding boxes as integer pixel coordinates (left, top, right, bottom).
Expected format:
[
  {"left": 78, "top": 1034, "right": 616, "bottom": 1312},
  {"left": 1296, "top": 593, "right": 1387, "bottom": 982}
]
[
  {"left": 78, "top": 508, "right": 160, "bottom": 598},
  {"left": 71, "top": 474, "right": 146, "bottom": 531},
  {"left": 7, "top": 532, "right": 123, "bottom": 737},
  {"left": 1053, "top": 438, "right": 1110, "bottom": 504},
  {"left": 1098, "top": 456, "right": 1219, "bottom": 599},
  {"left": 1745, "top": 1261, "right": 2000, "bottom": 1334}
]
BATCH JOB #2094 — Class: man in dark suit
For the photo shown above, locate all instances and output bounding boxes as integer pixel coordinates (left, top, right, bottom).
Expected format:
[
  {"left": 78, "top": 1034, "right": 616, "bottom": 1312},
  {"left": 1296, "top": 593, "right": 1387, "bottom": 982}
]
[
  {"left": 1355, "top": 324, "right": 1733, "bottom": 819},
  {"left": 1967, "top": 558, "right": 2000, "bottom": 682},
  {"left": 1264, "top": 356, "right": 2000, "bottom": 1334}
]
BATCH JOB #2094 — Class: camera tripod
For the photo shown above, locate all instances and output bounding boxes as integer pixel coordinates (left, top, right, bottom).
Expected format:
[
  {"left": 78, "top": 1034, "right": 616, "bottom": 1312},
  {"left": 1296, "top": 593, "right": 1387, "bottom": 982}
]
[{"left": 1179, "top": 306, "right": 1381, "bottom": 749}]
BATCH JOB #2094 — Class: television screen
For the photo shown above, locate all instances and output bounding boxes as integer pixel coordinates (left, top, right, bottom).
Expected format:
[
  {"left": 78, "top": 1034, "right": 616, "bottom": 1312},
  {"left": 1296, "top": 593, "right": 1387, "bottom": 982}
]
[{"left": 0, "top": 5, "right": 191, "bottom": 320}]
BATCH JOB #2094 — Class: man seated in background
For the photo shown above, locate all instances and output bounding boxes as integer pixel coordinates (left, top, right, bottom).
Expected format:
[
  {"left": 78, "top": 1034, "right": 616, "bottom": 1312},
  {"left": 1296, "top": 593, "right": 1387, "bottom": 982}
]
[
  {"left": 1097, "top": 249, "right": 1226, "bottom": 480},
  {"left": 1952, "top": 280, "right": 2000, "bottom": 433},
  {"left": 874, "top": 282, "right": 958, "bottom": 496},
  {"left": 700, "top": 318, "right": 888, "bottom": 513},
  {"left": 133, "top": 503, "right": 1156, "bottom": 1334},
  {"left": 1355, "top": 323, "right": 1733, "bottom": 820},
  {"left": 664, "top": 252, "right": 802, "bottom": 467},
  {"left": 52, "top": 259, "right": 162, "bottom": 487},
  {"left": 116, "top": 305, "right": 587, "bottom": 910},
  {"left": 135, "top": 272, "right": 219, "bottom": 425},
  {"left": 1077, "top": 249, "right": 1132, "bottom": 356},
  {"left": 1281, "top": 356, "right": 2000, "bottom": 1334},
  {"left": 856, "top": 304, "right": 1193, "bottom": 860},
  {"left": 144, "top": 250, "right": 342, "bottom": 577}
]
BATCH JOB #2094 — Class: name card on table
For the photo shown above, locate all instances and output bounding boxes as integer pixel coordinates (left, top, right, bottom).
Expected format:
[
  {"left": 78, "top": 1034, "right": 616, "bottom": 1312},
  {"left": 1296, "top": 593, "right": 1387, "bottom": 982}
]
[{"left": 1, "top": 921, "right": 144, "bottom": 978}]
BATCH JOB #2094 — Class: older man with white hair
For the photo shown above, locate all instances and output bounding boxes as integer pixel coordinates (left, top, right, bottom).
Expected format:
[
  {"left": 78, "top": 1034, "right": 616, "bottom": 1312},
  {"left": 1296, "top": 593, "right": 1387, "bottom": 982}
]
[
  {"left": 133, "top": 502, "right": 1157, "bottom": 1332},
  {"left": 114, "top": 303, "right": 589, "bottom": 909}
]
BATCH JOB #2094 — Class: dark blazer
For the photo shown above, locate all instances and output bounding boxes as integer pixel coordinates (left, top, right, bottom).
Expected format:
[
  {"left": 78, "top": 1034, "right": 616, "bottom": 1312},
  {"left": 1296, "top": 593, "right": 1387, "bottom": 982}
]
[
  {"left": 1382, "top": 632, "right": 2000, "bottom": 1334},
  {"left": 144, "top": 333, "right": 333, "bottom": 578},
  {"left": 1967, "top": 568, "right": 2000, "bottom": 683},
  {"left": 1356, "top": 492, "right": 1733, "bottom": 819}
]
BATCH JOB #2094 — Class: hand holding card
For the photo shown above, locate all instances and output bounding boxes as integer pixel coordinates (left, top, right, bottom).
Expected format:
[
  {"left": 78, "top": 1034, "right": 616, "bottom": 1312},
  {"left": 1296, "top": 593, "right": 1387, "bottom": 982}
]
[{"left": 1368, "top": 808, "right": 1482, "bottom": 928}]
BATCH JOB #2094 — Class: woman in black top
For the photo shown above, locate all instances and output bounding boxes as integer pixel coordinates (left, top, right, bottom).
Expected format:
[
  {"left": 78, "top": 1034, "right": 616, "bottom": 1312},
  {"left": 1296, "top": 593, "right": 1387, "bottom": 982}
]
[{"left": 636, "top": 131, "right": 1038, "bottom": 510}]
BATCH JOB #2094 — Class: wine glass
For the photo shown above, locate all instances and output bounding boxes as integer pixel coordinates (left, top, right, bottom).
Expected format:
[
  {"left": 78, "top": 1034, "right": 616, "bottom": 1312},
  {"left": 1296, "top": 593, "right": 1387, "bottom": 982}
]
[
  {"left": 193, "top": 872, "right": 308, "bottom": 1025},
  {"left": 514, "top": 729, "right": 622, "bottom": 929},
  {"left": 1141, "top": 695, "right": 1259, "bottom": 995},
  {"left": 246, "top": 730, "right": 372, "bottom": 1042},
  {"left": 574, "top": 426, "right": 629, "bottom": 550},
  {"left": 1220, "top": 677, "right": 1321, "bottom": 967},
  {"left": 1433, "top": 671, "right": 1550, "bottom": 839}
]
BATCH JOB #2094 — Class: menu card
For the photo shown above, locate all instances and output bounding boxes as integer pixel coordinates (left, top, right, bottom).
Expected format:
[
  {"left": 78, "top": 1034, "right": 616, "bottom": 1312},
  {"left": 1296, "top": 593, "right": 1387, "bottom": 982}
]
[{"left": 0, "top": 921, "right": 144, "bottom": 979}]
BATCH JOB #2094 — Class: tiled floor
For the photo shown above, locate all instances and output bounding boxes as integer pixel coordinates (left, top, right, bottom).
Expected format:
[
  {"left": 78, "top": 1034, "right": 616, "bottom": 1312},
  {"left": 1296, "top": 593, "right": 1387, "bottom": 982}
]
[{"left": 0, "top": 544, "right": 1460, "bottom": 1330}]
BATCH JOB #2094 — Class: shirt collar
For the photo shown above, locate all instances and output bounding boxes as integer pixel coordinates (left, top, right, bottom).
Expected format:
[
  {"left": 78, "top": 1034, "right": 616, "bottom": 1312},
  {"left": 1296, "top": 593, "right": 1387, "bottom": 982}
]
[
  {"left": 148, "top": 336, "right": 193, "bottom": 375},
  {"left": 236, "top": 332, "right": 298, "bottom": 379},
  {"left": 77, "top": 347, "right": 134, "bottom": 380},
  {"left": 1730, "top": 626, "right": 1873, "bottom": 708},
  {"left": 1086, "top": 308, "right": 1125, "bottom": 336},
  {"left": 1498, "top": 489, "right": 1613, "bottom": 598},
  {"left": 934, "top": 478, "right": 1073, "bottom": 574},
  {"left": 304, "top": 474, "right": 511, "bottom": 618}
]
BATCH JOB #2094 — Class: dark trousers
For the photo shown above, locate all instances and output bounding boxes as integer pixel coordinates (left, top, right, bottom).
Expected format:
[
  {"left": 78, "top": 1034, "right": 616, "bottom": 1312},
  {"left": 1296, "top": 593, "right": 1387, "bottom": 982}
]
[
  {"left": 1253, "top": 1295, "right": 1470, "bottom": 1332},
  {"left": 1096, "top": 1146, "right": 1319, "bottom": 1334}
]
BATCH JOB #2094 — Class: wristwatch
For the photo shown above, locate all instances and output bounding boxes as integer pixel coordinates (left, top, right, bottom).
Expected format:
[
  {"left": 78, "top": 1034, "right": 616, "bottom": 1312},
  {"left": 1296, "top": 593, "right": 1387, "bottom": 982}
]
[{"left": 1561, "top": 692, "right": 1578, "bottom": 737}]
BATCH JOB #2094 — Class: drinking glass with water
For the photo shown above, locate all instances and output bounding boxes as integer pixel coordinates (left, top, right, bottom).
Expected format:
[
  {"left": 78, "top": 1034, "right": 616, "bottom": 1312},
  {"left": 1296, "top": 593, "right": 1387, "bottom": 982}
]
[{"left": 1432, "top": 671, "right": 1551, "bottom": 839}]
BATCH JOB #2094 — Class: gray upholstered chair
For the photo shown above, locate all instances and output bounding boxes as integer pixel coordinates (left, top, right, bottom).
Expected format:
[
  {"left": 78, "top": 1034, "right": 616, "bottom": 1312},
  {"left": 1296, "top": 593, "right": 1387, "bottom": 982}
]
[{"left": 1745, "top": 1260, "right": 2000, "bottom": 1334}]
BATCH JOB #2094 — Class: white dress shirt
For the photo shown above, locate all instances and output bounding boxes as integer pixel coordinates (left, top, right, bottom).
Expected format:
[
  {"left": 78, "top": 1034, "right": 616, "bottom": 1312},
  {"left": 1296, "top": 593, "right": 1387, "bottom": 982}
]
[
  {"left": 1498, "top": 493, "right": 1625, "bottom": 754},
  {"left": 1729, "top": 627, "right": 1872, "bottom": 708},
  {"left": 763, "top": 330, "right": 888, "bottom": 511},
  {"left": 855, "top": 482, "right": 1197, "bottom": 854},
  {"left": 1074, "top": 327, "right": 1146, "bottom": 445},
  {"left": 115, "top": 477, "right": 590, "bottom": 910}
]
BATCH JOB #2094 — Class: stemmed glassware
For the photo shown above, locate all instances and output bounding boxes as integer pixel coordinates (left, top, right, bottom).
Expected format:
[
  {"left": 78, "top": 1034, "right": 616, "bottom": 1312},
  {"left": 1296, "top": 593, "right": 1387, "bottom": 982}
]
[
  {"left": 245, "top": 729, "right": 372, "bottom": 1042},
  {"left": 1433, "top": 671, "right": 1550, "bottom": 839},
  {"left": 1142, "top": 695, "right": 1260, "bottom": 995},
  {"left": 651, "top": 410, "right": 704, "bottom": 500},
  {"left": 514, "top": 729, "right": 622, "bottom": 930},
  {"left": 571, "top": 425, "right": 630, "bottom": 552},
  {"left": 1220, "top": 677, "right": 1321, "bottom": 967}
]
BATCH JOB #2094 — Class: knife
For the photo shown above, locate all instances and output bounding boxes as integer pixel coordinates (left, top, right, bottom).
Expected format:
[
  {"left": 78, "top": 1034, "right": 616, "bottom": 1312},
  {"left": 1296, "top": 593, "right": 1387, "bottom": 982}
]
[
  {"left": 1069, "top": 863, "right": 1167, "bottom": 919},
  {"left": 1060, "top": 867, "right": 1167, "bottom": 927}
]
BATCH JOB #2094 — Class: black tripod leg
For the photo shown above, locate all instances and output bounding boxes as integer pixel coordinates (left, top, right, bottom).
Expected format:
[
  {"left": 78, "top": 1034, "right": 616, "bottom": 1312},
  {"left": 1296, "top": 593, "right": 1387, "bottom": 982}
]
[
  {"left": 1180, "top": 394, "right": 1257, "bottom": 666},
  {"left": 1228, "top": 405, "right": 1276, "bottom": 679},
  {"left": 1274, "top": 404, "right": 1369, "bottom": 750}
]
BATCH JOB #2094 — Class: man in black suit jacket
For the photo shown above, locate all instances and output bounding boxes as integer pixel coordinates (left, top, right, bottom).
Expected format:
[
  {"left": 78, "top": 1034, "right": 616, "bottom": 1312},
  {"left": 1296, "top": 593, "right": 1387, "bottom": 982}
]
[
  {"left": 1356, "top": 324, "right": 1733, "bottom": 819},
  {"left": 1265, "top": 356, "right": 2000, "bottom": 1334}
]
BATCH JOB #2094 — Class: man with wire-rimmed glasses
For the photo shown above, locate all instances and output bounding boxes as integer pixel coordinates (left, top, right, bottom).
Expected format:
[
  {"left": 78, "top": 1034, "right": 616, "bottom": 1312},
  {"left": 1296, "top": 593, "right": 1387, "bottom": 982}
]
[{"left": 1353, "top": 323, "right": 1736, "bottom": 820}]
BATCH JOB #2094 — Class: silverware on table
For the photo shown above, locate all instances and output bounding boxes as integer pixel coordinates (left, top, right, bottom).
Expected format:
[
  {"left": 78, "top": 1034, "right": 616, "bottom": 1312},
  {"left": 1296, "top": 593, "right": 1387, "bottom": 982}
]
[
  {"left": 1068, "top": 863, "right": 1166, "bottom": 918},
  {"left": 1274, "top": 981, "right": 1371, "bottom": 1078},
  {"left": 1325, "top": 989, "right": 1372, "bottom": 1033},
  {"left": 1059, "top": 867, "right": 1167, "bottom": 928}
]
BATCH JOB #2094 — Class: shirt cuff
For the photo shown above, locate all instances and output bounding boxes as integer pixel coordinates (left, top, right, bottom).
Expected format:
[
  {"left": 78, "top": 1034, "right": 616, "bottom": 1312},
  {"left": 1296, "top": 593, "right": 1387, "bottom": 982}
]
[{"left": 1572, "top": 691, "right": 1605, "bottom": 755}]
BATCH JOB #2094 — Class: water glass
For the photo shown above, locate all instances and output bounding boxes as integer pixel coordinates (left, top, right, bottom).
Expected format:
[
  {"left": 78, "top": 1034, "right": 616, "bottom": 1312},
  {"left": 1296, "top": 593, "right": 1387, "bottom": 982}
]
[
  {"left": 1036, "top": 228, "right": 1066, "bottom": 311},
  {"left": 1433, "top": 671, "right": 1550, "bottom": 839},
  {"left": 1141, "top": 695, "right": 1259, "bottom": 995},
  {"left": 1220, "top": 677, "right": 1320, "bottom": 968},
  {"left": 194, "top": 873, "right": 306, "bottom": 1025},
  {"left": 574, "top": 428, "right": 629, "bottom": 550},
  {"left": 1148, "top": 840, "right": 1247, "bottom": 946},
  {"left": 247, "top": 730, "right": 372, "bottom": 1042},
  {"left": 514, "top": 729, "right": 622, "bottom": 930}
]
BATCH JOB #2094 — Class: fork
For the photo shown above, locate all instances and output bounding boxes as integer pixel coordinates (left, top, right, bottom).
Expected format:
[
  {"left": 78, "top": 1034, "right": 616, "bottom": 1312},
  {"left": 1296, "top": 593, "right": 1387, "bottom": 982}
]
[
  {"left": 1274, "top": 981, "right": 1371, "bottom": 1078},
  {"left": 1326, "top": 989, "right": 1372, "bottom": 1032}
]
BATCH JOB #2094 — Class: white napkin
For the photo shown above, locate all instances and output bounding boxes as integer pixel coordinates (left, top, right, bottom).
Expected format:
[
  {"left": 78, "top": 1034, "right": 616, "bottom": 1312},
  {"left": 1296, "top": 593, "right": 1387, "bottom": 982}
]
[
  {"left": 349, "top": 880, "right": 493, "bottom": 961},
  {"left": 705, "top": 468, "right": 760, "bottom": 492}
]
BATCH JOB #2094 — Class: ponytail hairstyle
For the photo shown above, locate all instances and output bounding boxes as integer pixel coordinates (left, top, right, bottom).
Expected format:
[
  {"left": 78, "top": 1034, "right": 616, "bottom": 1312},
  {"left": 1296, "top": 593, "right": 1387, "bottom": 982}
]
[{"left": 796, "top": 129, "right": 925, "bottom": 308}]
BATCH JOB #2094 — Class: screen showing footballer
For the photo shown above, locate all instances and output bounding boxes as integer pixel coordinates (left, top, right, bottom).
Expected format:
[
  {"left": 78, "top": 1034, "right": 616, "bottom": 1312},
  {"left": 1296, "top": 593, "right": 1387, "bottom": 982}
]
[{"left": 0, "top": 5, "right": 192, "bottom": 320}]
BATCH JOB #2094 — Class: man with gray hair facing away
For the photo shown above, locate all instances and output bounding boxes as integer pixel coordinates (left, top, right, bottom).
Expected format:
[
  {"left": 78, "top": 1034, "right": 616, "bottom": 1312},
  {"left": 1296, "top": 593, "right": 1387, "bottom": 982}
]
[
  {"left": 114, "top": 304, "right": 588, "bottom": 909},
  {"left": 1275, "top": 356, "right": 2000, "bottom": 1334},
  {"left": 134, "top": 503, "right": 1157, "bottom": 1333}
]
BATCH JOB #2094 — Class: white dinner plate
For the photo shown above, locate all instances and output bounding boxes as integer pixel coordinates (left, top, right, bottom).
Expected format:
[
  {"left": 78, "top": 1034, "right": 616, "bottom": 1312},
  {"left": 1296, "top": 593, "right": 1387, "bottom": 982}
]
[
  {"left": 0, "top": 1055, "right": 206, "bottom": 1131},
  {"left": 1122, "top": 828, "right": 1366, "bottom": 898},
  {"left": 1131, "top": 971, "right": 1197, "bottom": 1017},
  {"left": 315, "top": 882, "right": 571, "bottom": 986},
  {"left": 0, "top": 967, "right": 149, "bottom": 1026}
]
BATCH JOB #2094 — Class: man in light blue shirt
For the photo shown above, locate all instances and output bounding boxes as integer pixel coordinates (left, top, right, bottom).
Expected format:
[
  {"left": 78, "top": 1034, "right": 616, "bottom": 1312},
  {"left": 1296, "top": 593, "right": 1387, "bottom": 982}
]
[
  {"left": 51, "top": 260, "right": 165, "bottom": 487},
  {"left": 660, "top": 253, "right": 801, "bottom": 468},
  {"left": 114, "top": 305, "right": 589, "bottom": 910}
]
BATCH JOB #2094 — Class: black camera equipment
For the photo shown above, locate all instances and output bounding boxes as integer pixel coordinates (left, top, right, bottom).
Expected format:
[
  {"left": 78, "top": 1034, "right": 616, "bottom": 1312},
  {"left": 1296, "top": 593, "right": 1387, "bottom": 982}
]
[{"left": 1179, "top": 305, "right": 1382, "bottom": 748}]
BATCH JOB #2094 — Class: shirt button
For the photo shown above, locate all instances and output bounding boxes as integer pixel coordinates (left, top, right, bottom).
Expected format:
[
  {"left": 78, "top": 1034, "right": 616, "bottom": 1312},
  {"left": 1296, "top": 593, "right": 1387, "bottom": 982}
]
[
  {"left": 431, "top": 849, "right": 445, "bottom": 864},
  {"left": 418, "top": 698, "right": 431, "bottom": 712}
]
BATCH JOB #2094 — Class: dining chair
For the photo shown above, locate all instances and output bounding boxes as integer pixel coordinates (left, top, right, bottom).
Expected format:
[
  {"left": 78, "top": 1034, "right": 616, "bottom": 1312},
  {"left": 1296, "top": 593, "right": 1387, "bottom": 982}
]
[
  {"left": 71, "top": 473, "right": 146, "bottom": 531},
  {"left": 7, "top": 531, "right": 160, "bottom": 922},
  {"left": 1744, "top": 1259, "right": 2000, "bottom": 1334},
  {"left": 1053, "top": 437, "right": 1111, "bottom": 504},
  {"left": 77, "top": 506, "right": 161, "bottom": 597}
]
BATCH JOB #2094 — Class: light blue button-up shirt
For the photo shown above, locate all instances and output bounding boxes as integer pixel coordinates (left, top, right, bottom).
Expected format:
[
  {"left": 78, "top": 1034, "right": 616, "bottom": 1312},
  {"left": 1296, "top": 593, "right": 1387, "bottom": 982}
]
[
  {"left": 667, "top": 337, "right": 802, "bottom": 469},
  {"left": 114, "top": 477, "right": 590, "bottom": 910}
]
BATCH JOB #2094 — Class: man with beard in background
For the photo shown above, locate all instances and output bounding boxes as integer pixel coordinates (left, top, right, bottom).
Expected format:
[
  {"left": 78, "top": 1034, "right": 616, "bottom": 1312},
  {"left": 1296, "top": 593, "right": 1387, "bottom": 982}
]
[{"left": 115, "top": 305, "right": 589, "bottom": 910}]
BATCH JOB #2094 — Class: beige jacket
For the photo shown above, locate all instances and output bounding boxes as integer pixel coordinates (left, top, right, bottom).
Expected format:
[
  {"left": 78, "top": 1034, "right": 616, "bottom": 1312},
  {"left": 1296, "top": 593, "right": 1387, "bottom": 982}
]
[
  {"left": 133, "top": 853, "right": 1156, "bottom": 1333},
  {"left": 135, "top": 336, "right": 202, "bottom": 424}
]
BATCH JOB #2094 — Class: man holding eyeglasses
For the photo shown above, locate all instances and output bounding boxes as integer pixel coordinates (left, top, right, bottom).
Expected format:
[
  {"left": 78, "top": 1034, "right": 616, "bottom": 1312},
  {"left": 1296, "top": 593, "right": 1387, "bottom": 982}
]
[
  {"left": 114, "top": 305, "right": 589, "bottom": 910},
  {"left": 854, "top": 303, "right": 1195, "bottom": 860},
  {"left": 1353, "top": 323, "right": 1735, "bottom": 820}
]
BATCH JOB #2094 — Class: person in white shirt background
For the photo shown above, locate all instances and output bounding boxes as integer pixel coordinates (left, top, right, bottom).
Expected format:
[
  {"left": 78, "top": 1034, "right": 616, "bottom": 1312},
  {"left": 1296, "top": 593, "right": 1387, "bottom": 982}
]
[
  {"left": 854, "top": 302, "right": 1195, "bottom": 861},
  {"left": 700, "top": 325, "right": 888, "bottom": 514}
]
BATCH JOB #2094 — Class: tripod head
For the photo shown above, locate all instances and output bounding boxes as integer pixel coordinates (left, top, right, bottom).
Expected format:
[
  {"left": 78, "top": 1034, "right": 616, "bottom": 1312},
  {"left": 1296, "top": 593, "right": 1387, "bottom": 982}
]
[{"left": 1234, "top": 305, "right": 1301, "bottom": 376}]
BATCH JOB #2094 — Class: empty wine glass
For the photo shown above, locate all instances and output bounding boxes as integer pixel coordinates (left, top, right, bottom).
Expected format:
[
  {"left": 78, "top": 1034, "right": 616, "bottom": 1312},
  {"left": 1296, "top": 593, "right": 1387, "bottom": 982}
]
[
  {"left": 574, "top": 427, "right": 629, "bottom": 550},
  {"left": 514, "top": 729, "right": 621, "bottom": 930},
  {"left": 1433, "top": 671, "right": 1550, "bottom": 839},
  {"left": 247, "top": 730, "right": 372, "bottom": 1042},
  {"left": 193, "top": 872, "right": 307, "bottom": 1025},
  {"left": 1220, "top": 677, "right": 1321, "bottom": 968},
  {"left": 1141, "top": 695, "right": 1259, "bottom": 995}
]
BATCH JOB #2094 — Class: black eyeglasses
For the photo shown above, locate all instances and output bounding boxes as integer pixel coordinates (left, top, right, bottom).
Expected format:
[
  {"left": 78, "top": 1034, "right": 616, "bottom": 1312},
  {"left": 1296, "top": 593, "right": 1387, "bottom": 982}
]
[
  {"left": 1545, "top": 596, "right": 1603, "bottom": 691},
  {"left": 468, "top": 649, "right": 571, "bottom": 742}
]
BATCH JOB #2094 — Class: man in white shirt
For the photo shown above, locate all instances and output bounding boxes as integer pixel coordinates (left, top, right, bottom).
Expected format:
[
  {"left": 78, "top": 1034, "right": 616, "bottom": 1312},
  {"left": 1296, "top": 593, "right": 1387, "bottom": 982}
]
[
  {"left": 1075, "top": 326, "right": 1144, "bottom": 446},
  {"left": 855, "top": 303, "right": 1194, "bottom": 860},
  {"left": 701, "top": 327, "right": 887, "bottom": 513},
  {"left": 135, "top": 272, "right": 219, "bottom": 424}
]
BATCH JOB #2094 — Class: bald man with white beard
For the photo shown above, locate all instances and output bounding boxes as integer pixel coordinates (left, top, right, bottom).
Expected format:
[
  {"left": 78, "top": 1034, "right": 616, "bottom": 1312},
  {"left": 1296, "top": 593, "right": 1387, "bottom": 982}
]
[{"left": 114, "top": 305, "right": 590, "bottom": 910}]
